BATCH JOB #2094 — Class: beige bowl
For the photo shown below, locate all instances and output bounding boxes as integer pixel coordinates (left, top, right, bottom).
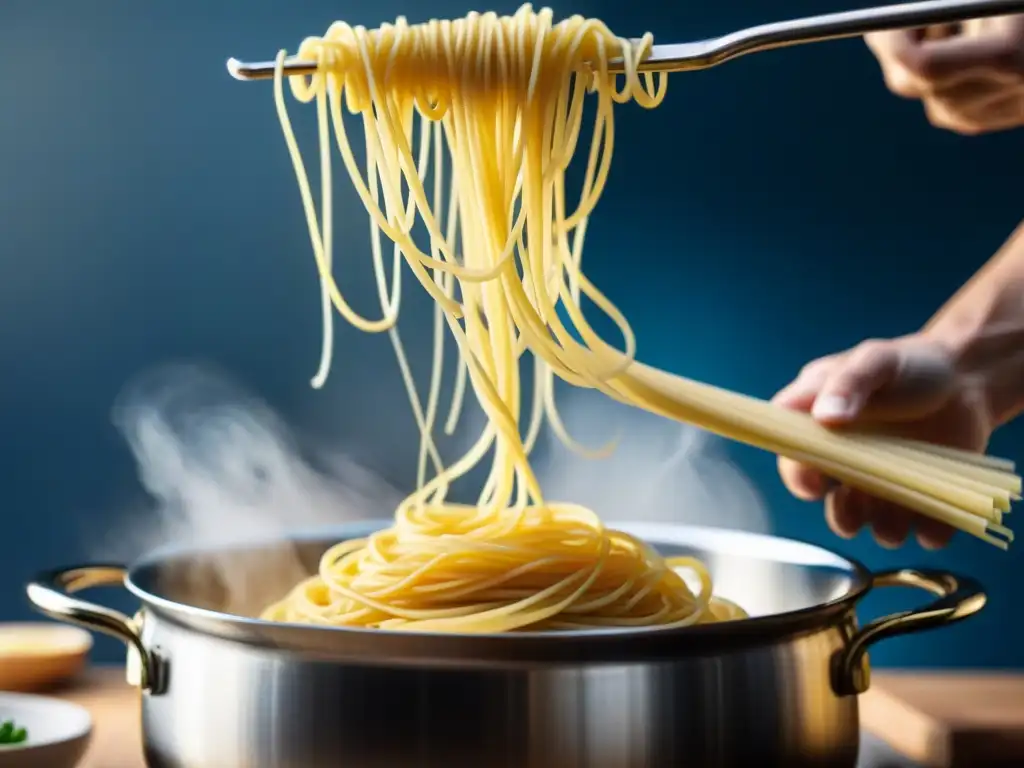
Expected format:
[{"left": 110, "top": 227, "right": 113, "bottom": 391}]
[{"left": 0, "top": 625, "right": 92, "bottom": 692}]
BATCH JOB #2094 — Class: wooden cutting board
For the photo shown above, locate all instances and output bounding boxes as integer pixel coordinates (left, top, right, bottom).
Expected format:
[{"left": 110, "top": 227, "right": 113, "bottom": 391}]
[{"left": 861, "top": 671, "right": 1024, "bottom": 767}]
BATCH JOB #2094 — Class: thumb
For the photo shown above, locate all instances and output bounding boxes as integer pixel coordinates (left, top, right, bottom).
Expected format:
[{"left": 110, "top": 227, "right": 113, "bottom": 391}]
[{"left": 811, "top": 341, "right": 902, "bottom": 425}]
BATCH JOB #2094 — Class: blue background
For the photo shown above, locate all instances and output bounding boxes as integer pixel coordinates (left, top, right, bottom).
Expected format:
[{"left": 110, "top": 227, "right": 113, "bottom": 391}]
[{"left": 0, "top": 0, "right": 1020, "bottom": 667}]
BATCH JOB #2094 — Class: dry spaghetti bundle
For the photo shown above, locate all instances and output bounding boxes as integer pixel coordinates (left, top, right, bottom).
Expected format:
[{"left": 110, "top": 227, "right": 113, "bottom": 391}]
[{"left": 259, "top": 4, "right": 1012, "bottom": 633}]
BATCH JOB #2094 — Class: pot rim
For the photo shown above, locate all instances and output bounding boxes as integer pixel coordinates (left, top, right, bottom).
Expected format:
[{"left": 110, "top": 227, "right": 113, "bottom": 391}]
[{"left": 121, "top": 520, "right": 873, "bottom": 662}]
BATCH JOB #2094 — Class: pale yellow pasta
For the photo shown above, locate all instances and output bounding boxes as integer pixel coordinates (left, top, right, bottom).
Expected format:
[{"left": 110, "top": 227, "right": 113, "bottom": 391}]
[{"left": 260, "top": 4, "right": 1013, "bottom": 634}]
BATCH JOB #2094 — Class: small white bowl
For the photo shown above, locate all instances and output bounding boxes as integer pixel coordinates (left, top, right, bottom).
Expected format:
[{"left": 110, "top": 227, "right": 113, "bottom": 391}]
[
  {"left": 0, "top": 692, "right": 92, "bottom": 768},
  {"left": 0, "top": 624, "right": 93, "bottom": 692}
]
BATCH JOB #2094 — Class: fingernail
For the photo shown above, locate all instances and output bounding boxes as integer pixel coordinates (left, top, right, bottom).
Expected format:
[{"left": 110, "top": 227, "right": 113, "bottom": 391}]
[
  {"left": 812, "top": 394, "right": 858, "bottom": 421},
  {"left": 830, "top": 525, "right": 858, "bottom": 540},
  {"left": 873, "top": 533, "right": 903, "bottom": 550}
]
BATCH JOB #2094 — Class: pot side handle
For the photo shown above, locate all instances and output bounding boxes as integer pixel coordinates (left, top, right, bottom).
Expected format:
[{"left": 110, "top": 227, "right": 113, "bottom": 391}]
[
  {"left": 26, "top": 565, "right": 166, "bottom": 694},
  {"left": 832, "top": 567, "right": 986, "bottom": 697}
]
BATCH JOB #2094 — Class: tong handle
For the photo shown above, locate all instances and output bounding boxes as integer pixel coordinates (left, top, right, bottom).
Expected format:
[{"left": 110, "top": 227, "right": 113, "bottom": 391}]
[
  {"left": 712, "top": 0, "right": 1024, "bottom": 63},
  {"left": 652, "top": 0, "right": 1024, "bottom": 72},
  {"left": 227, "top": 0, "right": 1024, "bottom": 80}
]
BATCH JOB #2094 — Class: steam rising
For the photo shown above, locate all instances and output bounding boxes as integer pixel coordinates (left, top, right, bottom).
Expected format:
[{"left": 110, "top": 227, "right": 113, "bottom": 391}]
[
  {"left": 102, "top": 363, "right": 779, "bottom": 618},
  {"left": 101, "top": 364, "right": 402, "bottom": 615},
  {"left": 535, "top": 389, "right": 770, "bottom": 533},
  {"left": 111, "top": 364, "right": 401, "bottom": 547}
]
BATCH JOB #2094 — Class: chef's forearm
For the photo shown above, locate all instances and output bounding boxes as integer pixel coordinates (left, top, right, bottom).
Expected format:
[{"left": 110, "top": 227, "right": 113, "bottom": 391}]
[{"left": 924, "top": 220, "right": 1024, "bottom": 426}]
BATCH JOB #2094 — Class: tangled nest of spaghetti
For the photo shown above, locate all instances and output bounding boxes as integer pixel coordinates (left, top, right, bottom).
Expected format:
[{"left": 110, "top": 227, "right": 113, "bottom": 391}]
[{"left": 262, "top": 504, "right": 746, "bottom": 632}]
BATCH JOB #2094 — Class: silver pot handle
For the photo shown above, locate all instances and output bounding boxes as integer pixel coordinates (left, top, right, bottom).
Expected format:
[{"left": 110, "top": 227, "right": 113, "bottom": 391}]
[
  {"left": 26, "top": 565, "right": 166, "bottom": 694},
  {"left": 832, "top": 567, "right": 986, "bottom": 696}
]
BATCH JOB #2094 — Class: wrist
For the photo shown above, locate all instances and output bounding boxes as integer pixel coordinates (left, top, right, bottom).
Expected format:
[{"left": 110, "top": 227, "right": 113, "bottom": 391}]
[
  {"left": 924, "top": 313, "right": 1024, "bottom": 427},
  {"left": 918, "top": 221, "right": 1024, "bottom": 427}
]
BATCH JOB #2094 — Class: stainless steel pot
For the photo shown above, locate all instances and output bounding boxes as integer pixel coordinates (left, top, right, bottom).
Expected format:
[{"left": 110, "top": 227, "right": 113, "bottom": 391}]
[{"left": 27, "top": 521, "right": 985, "bottom": 768}]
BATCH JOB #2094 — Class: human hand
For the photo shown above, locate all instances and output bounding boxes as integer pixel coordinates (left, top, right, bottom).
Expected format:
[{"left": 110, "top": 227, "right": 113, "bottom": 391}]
[
  {"left": 866, "top": 15, "right": 1024, "bottom": 134},
  {"left": 772, "top": 334, "right": 994, "bottom": 549}
]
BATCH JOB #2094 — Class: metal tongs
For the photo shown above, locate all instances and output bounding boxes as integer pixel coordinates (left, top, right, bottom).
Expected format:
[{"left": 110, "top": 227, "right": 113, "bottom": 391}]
[{"left": 227, "top": 0, "right": 1024, "bottom": 80}]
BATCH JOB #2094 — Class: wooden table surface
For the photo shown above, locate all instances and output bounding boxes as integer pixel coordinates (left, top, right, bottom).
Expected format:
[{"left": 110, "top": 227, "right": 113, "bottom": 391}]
[
  {"left": 859, "top": 671, "right": 1024, "bottom": 767},
  {"left": 47, "top": 666, "right": 1024, "bottom": 768},
  {"left": 58, "top": 667, "right": 144, "bottom": 768}
]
